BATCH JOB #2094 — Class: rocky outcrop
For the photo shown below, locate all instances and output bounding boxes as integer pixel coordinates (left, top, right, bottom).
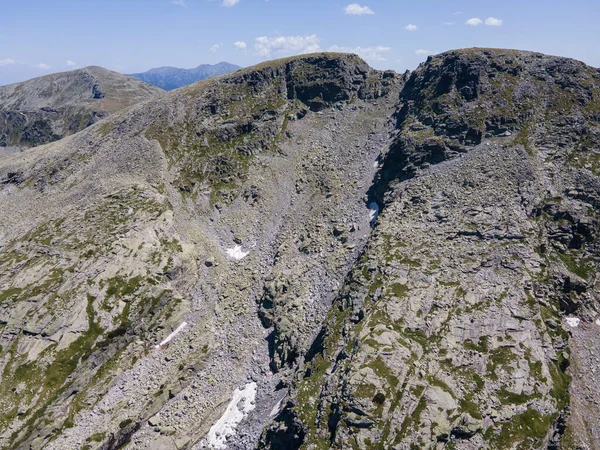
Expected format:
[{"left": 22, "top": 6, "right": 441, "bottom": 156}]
[{"left": 372, "top": 48, "right": 600, "bottom": 202}]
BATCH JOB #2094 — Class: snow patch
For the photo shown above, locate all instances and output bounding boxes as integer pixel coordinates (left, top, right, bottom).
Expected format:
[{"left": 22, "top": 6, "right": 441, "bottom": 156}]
[
  {"left": 269, "top": 397, "right": 284, "bottom": 417},
  {"left": 566, "top": 317, "right": 580, "bottom": 328},
  {"left": 155, "top": 321, "right": 187, "bottom": 349},
  {"left": 368, "top": 202, "right": 380, "bottom": 224},
  {"left": 596, "top": 318, "right": 600, "bottom": 327},
  {"left": 206, "top": 382, "right": 257, "bottom": 449},
  {"left": 373, "top": 160, "right": 379, "bottom": 168},
  {"left": 226, "top": 245, "right": 249, "bottom": 260}
]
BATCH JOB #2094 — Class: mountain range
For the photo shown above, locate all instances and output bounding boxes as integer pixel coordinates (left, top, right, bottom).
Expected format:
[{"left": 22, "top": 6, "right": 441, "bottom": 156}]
[
  {"left": 0, "top": 49, "right": 599, "bottom": 450},
  {"left": 129, "top": 62, "right": 242, "bottom": 91}
]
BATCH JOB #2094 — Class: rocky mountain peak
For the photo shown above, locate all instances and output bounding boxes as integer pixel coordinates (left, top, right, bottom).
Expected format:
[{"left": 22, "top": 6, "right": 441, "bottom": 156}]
[
  {"left": 369, "top": 48, "right": 600, "bottom": 203},
  {"left": 195, "top": 53, "right": 395, "bottom": 113},
  {"left": 0, "top": 66, "right": 163, "bottom": 151}
]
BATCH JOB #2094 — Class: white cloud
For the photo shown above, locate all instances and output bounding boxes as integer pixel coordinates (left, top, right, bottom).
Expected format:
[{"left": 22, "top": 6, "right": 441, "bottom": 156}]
[
  {"left": 485, "top": 17, "right": 503, "bottom": 26},
  {"left": 344, "top": 3, "right": 374, "bottom": 15},
  {"left": 415, "top": 49, "right": 434, "bottom": 56},
  {"left": 172, "top": 0, "right": 187, "bottom": 6},
  {"left": 210, "top": 43, "right": 223, "bottom": 53},
  {"left": 465, "top": 18, "right": 483, "bottom": 26},
  {"left": 328, "top": 45, "right": 391, "bottom": 62},
  {"left": 453, "top": 11, "right": 463, "bottom": 16},
  {"left": 0, "top": 58, "right": 16, "bottom": 67},
  {"left": 66, "top": 60, "right": 76, "bottom": 67},
  {"left": 37, "top": 63, "right": 51, "bottom": 70},
  {"left": 254, "top": 34, "right": 320, "bottom": 57},
  {"left": 234, "top": 41, "right": 247, "bottom": 50},
  {"left": 404, "top": 24, "right": 418, "bottom": 31},
  {"left": 444, "top": 22, "right": 455, "bottom": 26},
  {"left": 222, "top": 0, "right": 239, "bottom": 6}
]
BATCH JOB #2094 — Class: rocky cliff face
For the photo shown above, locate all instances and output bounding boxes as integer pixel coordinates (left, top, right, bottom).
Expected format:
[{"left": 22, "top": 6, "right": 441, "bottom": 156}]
[
  {"left": 0, "top": 49, "right": 598, "bottom": 450},
  {"left": 0, "top": 66, "right": 163, "bottom": 151}
]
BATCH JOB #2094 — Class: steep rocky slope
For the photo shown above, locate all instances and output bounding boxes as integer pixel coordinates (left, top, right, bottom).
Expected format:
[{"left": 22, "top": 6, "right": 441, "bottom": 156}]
[
  {"left": 0, "top": 53, "right": 401, "bottom": 449},
  {"left": 0, "top": 49, "right": 599, "bottom": 450},
  {"left": 262, "top": 49, "right": 600, "bottom": 450},
  {"left": 0, "top": 66, "right": 163, "bottom": 151},
  {"left": 129, "top": 62, "right": 242, "bottom": 91}
]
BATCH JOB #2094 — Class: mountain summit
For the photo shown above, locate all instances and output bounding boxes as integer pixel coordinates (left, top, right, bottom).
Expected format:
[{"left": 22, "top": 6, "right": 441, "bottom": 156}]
[
  {"left": 0, "top": 66, "right": 163, "bottom": 152},
  {"left": 0, "top": 49, "right": 599, "bottom": 450},
  {"left": 129, "top": 62, "right": 242, "bottom": 91}
]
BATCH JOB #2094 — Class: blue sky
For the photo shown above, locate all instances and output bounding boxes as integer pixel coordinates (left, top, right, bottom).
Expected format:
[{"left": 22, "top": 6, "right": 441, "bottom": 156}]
[{"left": 0, "top": 0, "right": 599, "bottom": 85}]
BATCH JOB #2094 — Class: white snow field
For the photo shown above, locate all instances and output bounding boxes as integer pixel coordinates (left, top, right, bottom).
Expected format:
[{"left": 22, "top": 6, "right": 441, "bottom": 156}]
[
  {"left": 368, "top": 201, "right": 380, "bottom": 224},
  {"left": 206, "top": 382, "right": 257, "bottom": 449},
  {"left": 155, "top": 321, "right": 188, "bottom": 349},
  {"left": 226, "top": 245, "right": 249, "bottom": 260},
  {"left": 269, "top": 397, "right": 284, "bottom": 417}
]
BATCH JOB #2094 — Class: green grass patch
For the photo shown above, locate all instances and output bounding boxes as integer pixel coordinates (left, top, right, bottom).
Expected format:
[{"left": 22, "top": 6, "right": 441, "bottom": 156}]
[
  {"left": 459, "top": 398, "right": 482, "bottom": 420},
  {"left": 464, "top": 336, "right": 489, "bottom": 353},
  {"left": 88, "top": 432, "right": 106, "bottom": 442},
  {"left": 488, "top": 409, "right": 555, "bottom": 447}
]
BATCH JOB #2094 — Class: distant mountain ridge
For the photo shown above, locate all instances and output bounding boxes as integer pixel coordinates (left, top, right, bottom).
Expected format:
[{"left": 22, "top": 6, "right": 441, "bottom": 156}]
[
  {"left": 0, "top": 66, "right": 163, "bottom": 150},
  {"left": 128, "top": 62, "right": 242, "bottom": 90}
]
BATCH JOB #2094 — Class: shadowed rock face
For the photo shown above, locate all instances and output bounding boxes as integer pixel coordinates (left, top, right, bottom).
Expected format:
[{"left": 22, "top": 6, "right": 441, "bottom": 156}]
[
  {"left": 0, "top": 66, "right": 163, "bottom": 150},
  {"left": 0, "top": 49, "right": 599, "bottom": 450}
]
